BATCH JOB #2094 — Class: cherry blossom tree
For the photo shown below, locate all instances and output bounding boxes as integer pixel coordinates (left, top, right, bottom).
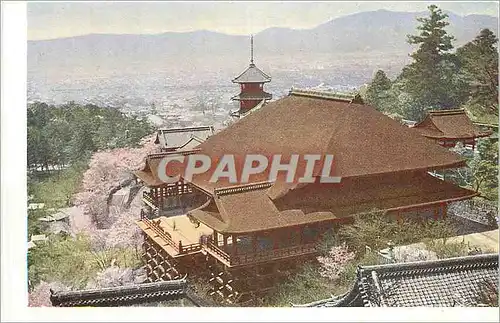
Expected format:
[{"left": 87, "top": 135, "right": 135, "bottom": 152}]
[{"left": 316, "top": 243, "right": 356, "bottom": 280}]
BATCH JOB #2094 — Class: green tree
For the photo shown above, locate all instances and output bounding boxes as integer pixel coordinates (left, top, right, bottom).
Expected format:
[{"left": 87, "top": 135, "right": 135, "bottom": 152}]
[
  {"left": 457, "top": 28, "right": 499, "bottom": 117},
  {"left": 337, "top": 210, "right": 457, "bottom": 255},
  {"left": 27, "top": 101, "right": 154, "bottom": 173},
  {"left": 449, "top": 139, "right": 499, "bottom": 201},
  {"left": 365, "top": 70, "right": 392, "bottom": 112},
  {"left": 471, "top": 139, "right": 499, "bottom": 200},
  {"left": 400, "top": 5, "right": 465, "bottom": 120}
]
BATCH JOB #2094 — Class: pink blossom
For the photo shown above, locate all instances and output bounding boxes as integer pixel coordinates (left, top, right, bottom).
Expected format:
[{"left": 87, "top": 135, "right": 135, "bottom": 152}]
[{"left": 317, "top": 243, "right": 356, "bottom": 280}]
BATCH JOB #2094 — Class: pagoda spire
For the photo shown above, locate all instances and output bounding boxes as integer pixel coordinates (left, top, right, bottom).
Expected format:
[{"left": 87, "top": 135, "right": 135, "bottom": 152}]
[
  {"left": 231, "top": 34, "right": 272, "bottom": 117},
  {"left": 250, "top": 35, "right": 254, "bottom": 65}
]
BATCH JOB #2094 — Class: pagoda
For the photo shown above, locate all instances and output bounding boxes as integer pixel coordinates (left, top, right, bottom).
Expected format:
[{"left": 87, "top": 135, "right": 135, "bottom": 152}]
[{"left": 231, "top": 35, "right": 272, "bottom": 117}]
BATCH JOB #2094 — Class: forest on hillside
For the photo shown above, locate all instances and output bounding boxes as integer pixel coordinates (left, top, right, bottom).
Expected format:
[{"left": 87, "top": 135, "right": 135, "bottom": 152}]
[{"left": 27, "top": 102, "right": 154, "bottom": 173}]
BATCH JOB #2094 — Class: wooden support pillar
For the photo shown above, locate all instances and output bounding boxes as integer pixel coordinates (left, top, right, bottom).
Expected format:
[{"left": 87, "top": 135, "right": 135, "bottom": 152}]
[
  {"left": 317, "top": 222, "right": 323, "bottom": 239},
  {"left": 273, "top": 230, "right": 279, "bottom": 250},
  {"left": 252, "top": 235, "right": 257, "bottom": 254},
  {"left": 296, "top": 226, "right": 302, "bottom": 245},
  {"left": 178, "top": 195, "right": 183, "bottom": 210},
  {"left": 442, "top": 203, "right": 448, "bottom": 219},
  {"left": 396, "top": 211, "right": 402, "bottom": 224},
  {"left": 232, "top": 234, "right": 237, "bottom": 256},
  {"left": 433, "top": 206, "right": 439, "bottom": 221},
  {"left": 223, "top": 234, "right": 228, "bottom": 250},
  {"left": 213, "top": 231, "right": 218, "bottom": 247}
]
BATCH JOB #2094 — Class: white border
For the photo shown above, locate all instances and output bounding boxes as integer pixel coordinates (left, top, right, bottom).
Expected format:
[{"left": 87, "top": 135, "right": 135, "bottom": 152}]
[
  {"left": 2, "top": 1, "right": 499, "bottom": 322},
  {"left": 1, "top": 1, "right": 29, "bottom": 321}
]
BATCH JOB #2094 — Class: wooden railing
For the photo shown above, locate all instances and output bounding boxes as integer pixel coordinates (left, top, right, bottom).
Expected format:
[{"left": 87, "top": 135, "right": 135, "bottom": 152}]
[
  {"left": 204, "top": 240, "right": 318, "bottom": 266},
  {"left": 180, "top": 242, "right": 203, "bottom": 254},
  {"left": 141, "top": 217, "right": 179, "bottom": 253},
  {"left": 206, "top": 241, "right": 231, "bottom": 263},
  {"left": 141, "top": 217, "right": 202, "bottom": 255}
]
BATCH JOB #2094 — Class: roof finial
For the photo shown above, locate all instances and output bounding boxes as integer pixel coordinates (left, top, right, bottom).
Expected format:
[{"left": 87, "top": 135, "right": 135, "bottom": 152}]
[{"left": 250, "top": 34, "right": 254, "bottom": 65}]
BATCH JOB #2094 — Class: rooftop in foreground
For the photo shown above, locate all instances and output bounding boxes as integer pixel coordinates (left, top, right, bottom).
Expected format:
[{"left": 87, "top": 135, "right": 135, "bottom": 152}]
[{"left": 294, "top": 253, "right": 499, "bottom": 307}]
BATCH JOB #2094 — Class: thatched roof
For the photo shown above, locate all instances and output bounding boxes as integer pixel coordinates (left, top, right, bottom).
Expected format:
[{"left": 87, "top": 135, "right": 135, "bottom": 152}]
[
  {"left": 189, "top": 171, "right": 477, "bottom": 234},
  {"left": 188, "top": 93, "right": 466, "bottom": 193}
]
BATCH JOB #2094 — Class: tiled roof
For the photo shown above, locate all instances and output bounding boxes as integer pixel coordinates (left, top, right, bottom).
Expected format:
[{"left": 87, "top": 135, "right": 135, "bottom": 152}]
[
  {"left": 188, "top": 94, "right": 466, "bottom": 194},
  {"left": 295, "top": 253, "right": 499, "bottom": 307},
  {"left": 154, "top": 126, "right": 214, "bottom": 151},
  {"left": 232, "top": 63, "right": 271, "bottom": 83},
  {"left": 50, "top": 278, "right": 188, "bottom": 307},
  {"left": 413, "top": 109, "right": 493, "bottom": 140}
]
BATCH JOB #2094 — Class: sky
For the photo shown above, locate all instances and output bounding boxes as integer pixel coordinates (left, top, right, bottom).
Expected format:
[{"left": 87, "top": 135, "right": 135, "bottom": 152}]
[{"left": 28, "top": 1, "right": 499, "bottom": 40}]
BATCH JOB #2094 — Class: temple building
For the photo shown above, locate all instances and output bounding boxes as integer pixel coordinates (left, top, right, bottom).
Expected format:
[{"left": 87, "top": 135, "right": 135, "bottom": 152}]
[
  {"left": 230, "top": 36, "right": 272, "bottom": 118},
  {"left": 133, "top": 89, "right": 478, "bottom": 305},
  {"left": 411, "top": 109, "right": 492, "bottom": 149},
  {"left": 154, "top": 126, "right": 214, "bottom": 152}
]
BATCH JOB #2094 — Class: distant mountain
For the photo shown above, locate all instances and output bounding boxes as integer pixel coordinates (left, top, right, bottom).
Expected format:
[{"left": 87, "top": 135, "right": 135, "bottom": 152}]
[
  {"left": 250, "top": 9, "right": 498, "bottom": 54},
  {"left": 28, "top": 9, "right": 498, "bottom": 77}
]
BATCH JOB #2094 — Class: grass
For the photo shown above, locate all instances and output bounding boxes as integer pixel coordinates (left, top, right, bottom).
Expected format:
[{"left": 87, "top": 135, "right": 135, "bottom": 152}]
[
  {"left": 28, "top": 234, "right": 141, "bottom": 290},
  {"left": 27, "top": 157, "right": 145, "bottom": 293},
  {"left": 423, "top": 239, "right": 470, "bottom": 259},
  {"left": 29, "top": 160, "right": 88, "bottom": 209},
  {"left": 27, "top": 160, "right": 88, "bottom": 238}
]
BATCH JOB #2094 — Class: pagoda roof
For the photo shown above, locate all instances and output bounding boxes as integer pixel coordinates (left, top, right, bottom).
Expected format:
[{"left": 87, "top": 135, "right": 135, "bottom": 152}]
[
  {"left": 232, "top": 63, "right": 271, "bottom": 84},
  {"left": 189, "top": 171, "right": 477, "bottom": 234},
  {"left": 231, "top": 91, "right": 272, "bottom": 101},
  {"left": 412, "top": 109, "right": 493, "bottom": 140},
  {"left": 294, "top": 253, "right": 499, "bottom": 307},
  {"left": 230, "top": 99, "right": 267, "bottom": 118}
]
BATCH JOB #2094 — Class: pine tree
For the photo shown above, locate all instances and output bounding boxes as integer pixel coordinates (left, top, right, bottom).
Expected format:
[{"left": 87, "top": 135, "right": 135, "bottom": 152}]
[
  {"left": 401, "top": 5, "right": 463, "bottom": 120},
  {"left": 457, "top": 28, "right": 499, "bottom": 117},
  {"left": 365, "top": 70, "right": 392, "bottom": 112}
]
